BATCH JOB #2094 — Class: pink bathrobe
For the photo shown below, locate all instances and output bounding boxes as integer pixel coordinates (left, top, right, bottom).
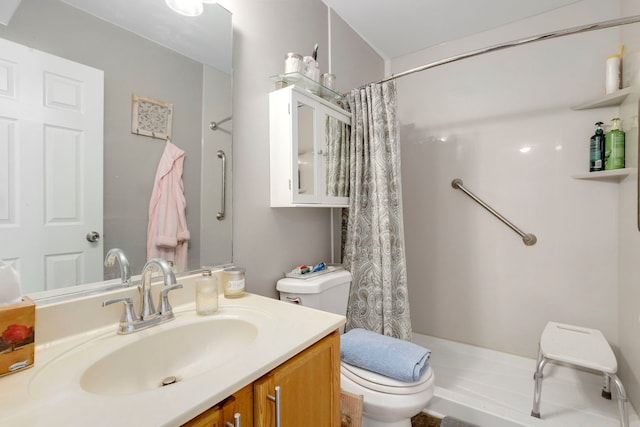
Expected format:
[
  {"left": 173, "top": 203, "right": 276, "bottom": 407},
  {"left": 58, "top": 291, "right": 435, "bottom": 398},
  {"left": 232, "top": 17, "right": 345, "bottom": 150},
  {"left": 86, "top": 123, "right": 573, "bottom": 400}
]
[{"left": 147, "top": 140, "right": 190, "bottom": 271}]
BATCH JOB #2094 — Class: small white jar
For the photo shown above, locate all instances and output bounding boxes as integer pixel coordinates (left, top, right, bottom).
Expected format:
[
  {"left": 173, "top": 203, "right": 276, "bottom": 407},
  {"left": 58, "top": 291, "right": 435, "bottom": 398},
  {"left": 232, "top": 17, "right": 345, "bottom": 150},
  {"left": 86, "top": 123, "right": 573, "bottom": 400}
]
[
  {"left": 303, "top": 56, "right": 320, "bottom": 82},
  {"left": 284, "top": 53, "right": 303, "bottom": 74},
  {"left": 223, "top": 267, "right": 246, "bottom": 298},
  {"left": 321, "top": 73, "right": 335, "bottom": 90}
]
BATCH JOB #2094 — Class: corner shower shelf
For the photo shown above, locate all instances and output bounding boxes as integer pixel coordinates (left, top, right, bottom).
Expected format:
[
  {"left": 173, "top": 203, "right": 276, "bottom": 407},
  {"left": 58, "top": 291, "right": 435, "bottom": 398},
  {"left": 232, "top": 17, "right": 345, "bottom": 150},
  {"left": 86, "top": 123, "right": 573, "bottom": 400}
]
[
  {"left": 571, "top": 86, "right": 638, "bottom": 182},
  {"left": 571, "top": 168, "right": 636, "bottom": 181},
  {"left": 571, "top": 87, "right": 633, "bottom": 110}
]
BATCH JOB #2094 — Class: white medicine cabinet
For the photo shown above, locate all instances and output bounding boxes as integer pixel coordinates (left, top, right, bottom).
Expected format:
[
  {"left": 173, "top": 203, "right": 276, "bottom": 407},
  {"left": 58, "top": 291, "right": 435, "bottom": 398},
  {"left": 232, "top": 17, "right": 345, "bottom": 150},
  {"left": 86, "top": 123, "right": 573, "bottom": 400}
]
[{"left": 269, "top": 85, "right": 352, "bottom": 207}]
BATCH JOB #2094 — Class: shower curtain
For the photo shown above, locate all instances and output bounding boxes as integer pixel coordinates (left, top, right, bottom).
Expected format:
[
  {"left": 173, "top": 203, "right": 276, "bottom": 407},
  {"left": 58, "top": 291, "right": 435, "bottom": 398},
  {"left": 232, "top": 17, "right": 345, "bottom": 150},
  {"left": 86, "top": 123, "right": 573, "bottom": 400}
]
[
  {"left": 325, "top": 116, "right": 350, "bottom": 197},
  {"left": 342, "top": 81, "right": 412, "bottom": 341}
]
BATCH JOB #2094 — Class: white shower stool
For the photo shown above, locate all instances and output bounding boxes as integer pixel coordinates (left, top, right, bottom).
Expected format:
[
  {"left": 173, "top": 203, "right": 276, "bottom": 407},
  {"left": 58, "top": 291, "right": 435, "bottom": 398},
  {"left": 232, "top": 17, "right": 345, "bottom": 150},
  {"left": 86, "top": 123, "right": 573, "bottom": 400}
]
[{"left": 530, "top": 321, "right": 628, "bottom": 427}]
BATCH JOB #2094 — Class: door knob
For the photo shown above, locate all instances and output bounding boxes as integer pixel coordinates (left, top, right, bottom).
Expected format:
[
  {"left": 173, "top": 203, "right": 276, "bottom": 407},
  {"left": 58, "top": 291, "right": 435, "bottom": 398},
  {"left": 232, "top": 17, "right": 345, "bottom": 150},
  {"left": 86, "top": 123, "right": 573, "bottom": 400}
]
[{"left": 86, "top": 231, "right": 100, "bottom": 242}]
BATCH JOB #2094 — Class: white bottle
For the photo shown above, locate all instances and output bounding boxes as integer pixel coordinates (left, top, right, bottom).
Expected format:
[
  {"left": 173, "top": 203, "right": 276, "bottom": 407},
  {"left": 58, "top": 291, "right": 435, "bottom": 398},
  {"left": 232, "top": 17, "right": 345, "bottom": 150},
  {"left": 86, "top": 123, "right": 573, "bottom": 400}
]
[
  {"left": 196, "top": 270, "right": 218, "bottom": 315},
  {"left": 605, "top": 54, "right": 621, "bottom": 94}
]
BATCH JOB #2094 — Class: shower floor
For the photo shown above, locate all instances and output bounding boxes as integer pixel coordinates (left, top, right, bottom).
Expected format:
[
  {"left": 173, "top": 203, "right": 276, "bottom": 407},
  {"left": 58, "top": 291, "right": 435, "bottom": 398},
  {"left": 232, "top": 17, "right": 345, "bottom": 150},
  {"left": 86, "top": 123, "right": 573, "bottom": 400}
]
[{"left": 413, "top": 333, "right": 640, "bottom": 427}]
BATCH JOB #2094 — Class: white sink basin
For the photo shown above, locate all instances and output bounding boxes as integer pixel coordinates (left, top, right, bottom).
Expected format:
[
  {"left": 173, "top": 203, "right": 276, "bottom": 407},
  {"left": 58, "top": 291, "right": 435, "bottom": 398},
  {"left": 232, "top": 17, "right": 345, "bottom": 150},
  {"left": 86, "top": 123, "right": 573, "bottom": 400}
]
[
  {"left": 29, "top": 308, "right": 267, "bottom": 398},
  {"left": 81, "top": 318, "right": 257, "bottom": 395}
]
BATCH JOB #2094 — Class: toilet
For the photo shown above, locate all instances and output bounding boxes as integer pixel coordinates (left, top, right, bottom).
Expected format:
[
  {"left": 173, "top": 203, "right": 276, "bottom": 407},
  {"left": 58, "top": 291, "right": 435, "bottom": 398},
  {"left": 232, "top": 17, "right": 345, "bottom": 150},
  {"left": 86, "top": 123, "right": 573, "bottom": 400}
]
[{"left": 277, "top": 268, "right": 434, "bottom": 427}]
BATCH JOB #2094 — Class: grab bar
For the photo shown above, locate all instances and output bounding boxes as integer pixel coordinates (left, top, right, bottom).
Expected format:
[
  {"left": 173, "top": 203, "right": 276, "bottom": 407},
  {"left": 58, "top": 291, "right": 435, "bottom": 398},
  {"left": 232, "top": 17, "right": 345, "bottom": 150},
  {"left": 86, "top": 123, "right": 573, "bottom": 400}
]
[
  {"left": 451, "top": 178, "right": 537, "bottom": 246},
  {"left": 217, "top": 150, "right": 226, "bottom": 220},
  {"left": 210, "top": 116, "right": 232, "bottom": 131}
]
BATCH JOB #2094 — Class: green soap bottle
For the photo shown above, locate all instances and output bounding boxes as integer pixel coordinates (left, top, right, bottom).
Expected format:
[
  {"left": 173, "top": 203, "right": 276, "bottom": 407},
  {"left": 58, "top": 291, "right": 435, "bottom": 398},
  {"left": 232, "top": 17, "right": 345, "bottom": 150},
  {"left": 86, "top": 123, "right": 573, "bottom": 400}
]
[
  {"left": 605, "top": 117, "right": 625, "bottom": 170},
  {"left": 590, "top": 121, "right": 605, "bottom": 172}
]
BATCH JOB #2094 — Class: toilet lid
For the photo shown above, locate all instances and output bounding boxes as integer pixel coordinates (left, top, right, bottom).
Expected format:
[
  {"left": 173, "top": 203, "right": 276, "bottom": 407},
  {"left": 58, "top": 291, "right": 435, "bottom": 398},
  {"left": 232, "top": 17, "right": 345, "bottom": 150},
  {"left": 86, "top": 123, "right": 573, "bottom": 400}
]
[{"left": 341, "top": 362, "right": 433, "bottom": 395}]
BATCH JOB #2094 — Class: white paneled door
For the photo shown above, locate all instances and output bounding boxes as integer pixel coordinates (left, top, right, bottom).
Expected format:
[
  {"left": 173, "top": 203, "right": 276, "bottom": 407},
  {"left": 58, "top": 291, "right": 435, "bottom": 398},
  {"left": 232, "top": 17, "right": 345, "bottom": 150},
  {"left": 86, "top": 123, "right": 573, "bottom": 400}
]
[{"left": 0, "top": 37, "right": 104, "bottom": 293}]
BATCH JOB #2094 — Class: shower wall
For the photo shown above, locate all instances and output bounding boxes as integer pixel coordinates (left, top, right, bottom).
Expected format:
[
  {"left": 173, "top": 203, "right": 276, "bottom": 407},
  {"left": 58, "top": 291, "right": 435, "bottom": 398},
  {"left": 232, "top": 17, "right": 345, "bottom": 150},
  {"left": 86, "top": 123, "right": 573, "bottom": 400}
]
[
  {"left": 394, "top": 0, "right": 624, "bottom": 358},
  {"left": 617, "top": 0, "right": 640, "bottom": 413}
]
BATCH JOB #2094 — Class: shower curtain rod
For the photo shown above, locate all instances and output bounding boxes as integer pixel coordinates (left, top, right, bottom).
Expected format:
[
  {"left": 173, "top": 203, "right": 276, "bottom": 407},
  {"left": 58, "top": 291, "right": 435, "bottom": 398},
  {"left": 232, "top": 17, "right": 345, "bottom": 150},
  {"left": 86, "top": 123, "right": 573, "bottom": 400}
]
[{"left": 373, "top": 14, "right": 640, "bottom": 85}]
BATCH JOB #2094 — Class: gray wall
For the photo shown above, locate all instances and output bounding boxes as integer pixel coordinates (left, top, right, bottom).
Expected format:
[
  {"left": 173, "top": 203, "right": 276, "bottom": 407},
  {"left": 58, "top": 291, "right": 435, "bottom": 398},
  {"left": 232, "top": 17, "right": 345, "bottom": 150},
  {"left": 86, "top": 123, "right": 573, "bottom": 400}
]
[
  {"left": 0, "top": 0, "right": 208, "bottom": 274},
  {"left": 221, "top": 0, "right": 384, "bottom": 298}
]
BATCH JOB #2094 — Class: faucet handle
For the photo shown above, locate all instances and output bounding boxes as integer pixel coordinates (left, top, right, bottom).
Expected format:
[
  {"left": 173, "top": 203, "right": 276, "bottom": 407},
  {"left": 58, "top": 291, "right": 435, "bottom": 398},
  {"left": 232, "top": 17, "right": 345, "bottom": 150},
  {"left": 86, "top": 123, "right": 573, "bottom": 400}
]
[
  {"left": 103, "top": 297, "right": 138, "bottom": 324},
  {"left": 158, "top": 284, "right": 183, "bottom": 316}
]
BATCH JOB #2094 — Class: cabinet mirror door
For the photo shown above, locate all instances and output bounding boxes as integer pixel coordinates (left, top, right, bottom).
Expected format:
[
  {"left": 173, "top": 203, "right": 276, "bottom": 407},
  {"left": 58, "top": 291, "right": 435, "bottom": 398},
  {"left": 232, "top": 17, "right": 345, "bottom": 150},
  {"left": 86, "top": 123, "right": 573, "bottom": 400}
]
[
  {"left": 324, "top": 114, "right": 351, "bottom": 199},
  {"left": 296, "top": 101, "right": 316, "bottom": 199}
]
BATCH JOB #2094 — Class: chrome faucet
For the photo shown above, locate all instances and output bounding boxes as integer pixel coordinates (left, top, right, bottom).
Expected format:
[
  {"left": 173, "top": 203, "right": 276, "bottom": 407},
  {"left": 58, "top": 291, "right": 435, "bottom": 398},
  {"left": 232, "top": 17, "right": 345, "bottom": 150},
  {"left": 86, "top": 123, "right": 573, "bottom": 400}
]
[
  {"left": 104, "top": 248, "right": 131, "bottom": 286},
  {"left": 103, "top": 258, "right": 182, "bottom": 334},
  {"left": 139, "top": 258, "right": 177, "bottom": 320}
]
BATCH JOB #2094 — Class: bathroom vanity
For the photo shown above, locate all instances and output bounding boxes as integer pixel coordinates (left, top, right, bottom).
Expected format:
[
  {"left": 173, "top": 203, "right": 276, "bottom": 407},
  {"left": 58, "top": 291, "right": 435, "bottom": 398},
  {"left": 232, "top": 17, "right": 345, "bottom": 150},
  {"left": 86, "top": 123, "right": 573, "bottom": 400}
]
[
  {"left": 185, "top": 331, "right": 340, "bottom": 426},
  {"left": 0, "top": 273, "right": 345, "bottom": 426}
]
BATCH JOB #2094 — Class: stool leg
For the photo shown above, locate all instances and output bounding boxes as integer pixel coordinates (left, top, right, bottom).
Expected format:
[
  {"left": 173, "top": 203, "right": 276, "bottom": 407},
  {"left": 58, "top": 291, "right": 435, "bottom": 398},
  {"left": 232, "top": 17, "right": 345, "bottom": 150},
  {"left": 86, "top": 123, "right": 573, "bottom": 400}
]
[
  {"left": 609, "top": 374, "right": 629, "bottom": 427},
  {"left": 533, "top": 344, "right": 542, "bottom": 380},
  {"left": 531, "top": 354, "right": 548, "bottom": 418},
  {"left": 602, "top": 374, "right": 612, "bottom": 400}
]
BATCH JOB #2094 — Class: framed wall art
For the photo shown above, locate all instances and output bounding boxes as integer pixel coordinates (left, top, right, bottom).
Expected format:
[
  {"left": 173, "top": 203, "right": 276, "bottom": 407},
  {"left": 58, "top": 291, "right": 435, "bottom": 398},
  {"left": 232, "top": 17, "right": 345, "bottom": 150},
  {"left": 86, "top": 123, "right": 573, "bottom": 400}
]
[{"left": 131, "top": 94, "right": 173, "bottom": 140}]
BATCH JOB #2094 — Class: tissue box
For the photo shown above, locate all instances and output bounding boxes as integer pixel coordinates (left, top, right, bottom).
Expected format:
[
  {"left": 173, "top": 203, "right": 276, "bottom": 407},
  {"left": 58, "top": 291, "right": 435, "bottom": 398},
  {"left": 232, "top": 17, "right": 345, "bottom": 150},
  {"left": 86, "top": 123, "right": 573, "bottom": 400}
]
[{"left": 0, "top": 297, "right": 35, "bottom": 376}]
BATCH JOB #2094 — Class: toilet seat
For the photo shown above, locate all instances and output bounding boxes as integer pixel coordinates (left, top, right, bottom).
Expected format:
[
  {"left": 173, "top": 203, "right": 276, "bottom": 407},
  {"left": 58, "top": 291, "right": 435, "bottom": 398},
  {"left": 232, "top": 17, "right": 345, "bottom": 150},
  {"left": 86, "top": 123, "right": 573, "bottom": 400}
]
[{"left": 341, "top": 361, "right": 433, "bottom": 395}]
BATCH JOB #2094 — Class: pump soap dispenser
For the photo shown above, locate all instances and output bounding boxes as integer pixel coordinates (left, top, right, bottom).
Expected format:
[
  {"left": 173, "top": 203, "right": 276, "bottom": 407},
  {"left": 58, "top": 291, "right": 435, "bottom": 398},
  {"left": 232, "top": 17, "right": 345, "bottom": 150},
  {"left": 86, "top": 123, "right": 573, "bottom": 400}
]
[
  {"left": 605, "top": 117, "right": 625, "bottom": 170},
  {"left": 196, "top": 270, "right": 218, "bottom": 315},
  {"left": 590, "top": 121, "right": 605, "bottom": 172}
]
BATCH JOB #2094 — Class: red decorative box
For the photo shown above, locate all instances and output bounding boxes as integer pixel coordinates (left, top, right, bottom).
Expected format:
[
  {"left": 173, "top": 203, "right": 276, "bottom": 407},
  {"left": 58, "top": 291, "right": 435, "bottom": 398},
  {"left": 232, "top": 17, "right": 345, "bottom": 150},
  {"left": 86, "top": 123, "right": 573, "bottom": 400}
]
[{"left": 0, "top": 297, "right": 35, "bottom": 376}]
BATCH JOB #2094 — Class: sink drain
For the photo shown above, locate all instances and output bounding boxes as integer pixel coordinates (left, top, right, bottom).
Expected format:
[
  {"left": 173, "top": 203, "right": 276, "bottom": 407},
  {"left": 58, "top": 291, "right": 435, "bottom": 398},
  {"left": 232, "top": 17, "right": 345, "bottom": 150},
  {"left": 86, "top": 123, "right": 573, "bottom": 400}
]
[{"left": 161, "top": 376, "right": 178, "bottom": 387}]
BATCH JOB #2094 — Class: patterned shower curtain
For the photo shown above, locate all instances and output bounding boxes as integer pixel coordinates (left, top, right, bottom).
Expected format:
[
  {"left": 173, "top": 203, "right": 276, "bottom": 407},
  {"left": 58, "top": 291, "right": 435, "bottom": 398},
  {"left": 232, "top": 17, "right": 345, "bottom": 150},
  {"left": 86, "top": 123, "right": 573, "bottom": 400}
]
[
  {"left": 325, "top": 116, "right": 350, "bottom": 197},
  {"left": 342, "top": 81, "right": 412, "bottom": 341}
]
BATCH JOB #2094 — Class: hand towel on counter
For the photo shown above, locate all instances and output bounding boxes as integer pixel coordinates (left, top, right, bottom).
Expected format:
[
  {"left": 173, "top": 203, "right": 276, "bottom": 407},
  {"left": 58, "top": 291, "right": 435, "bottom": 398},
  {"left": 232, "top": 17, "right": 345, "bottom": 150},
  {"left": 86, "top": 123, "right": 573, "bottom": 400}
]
[
  {"left": 341, "top": 328, "right": 431, "bottom": 382},
  {"left": 147, "top": 140, "right": 190, "bottom": 272}
]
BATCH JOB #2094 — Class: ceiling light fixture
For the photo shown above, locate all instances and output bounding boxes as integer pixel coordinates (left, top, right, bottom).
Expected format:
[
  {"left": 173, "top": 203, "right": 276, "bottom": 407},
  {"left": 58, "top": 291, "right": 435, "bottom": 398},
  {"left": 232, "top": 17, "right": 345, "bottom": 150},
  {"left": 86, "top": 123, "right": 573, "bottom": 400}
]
[{"left": 165, "top": 0, "right": 214, "bottom": 17}]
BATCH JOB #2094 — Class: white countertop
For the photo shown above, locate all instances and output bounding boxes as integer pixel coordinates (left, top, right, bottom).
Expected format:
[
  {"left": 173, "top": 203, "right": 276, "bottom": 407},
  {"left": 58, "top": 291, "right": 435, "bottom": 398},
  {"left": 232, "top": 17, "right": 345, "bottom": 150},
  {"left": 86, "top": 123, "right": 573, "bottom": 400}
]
[{"left": 0, "top": 275, "right": 345, "bottom": 427}]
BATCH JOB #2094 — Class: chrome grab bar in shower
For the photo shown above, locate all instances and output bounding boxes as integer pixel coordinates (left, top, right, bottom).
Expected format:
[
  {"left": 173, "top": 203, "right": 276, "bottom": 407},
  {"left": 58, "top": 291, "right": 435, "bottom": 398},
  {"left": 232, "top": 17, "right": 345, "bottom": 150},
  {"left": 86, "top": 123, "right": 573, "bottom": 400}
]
[
  {"left": 451, "top": 178, "right": 537, "bottom": 246},
  {"left": 210, "top": 116, "right": 232, "bottom": 131},
  {"left": 217, "top": 150, "right": 226, "bottom": 220}
]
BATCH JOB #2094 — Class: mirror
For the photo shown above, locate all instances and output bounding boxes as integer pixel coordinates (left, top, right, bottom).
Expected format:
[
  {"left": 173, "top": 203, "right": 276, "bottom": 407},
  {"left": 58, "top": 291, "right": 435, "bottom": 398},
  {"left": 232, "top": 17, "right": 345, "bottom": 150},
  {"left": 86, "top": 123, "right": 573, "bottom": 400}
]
[
  {"left": 295, "top": 102, "right": 350, "bottom": 201},
  {"left": 0, "top": 0, "right": 232, "bottom": 297}
]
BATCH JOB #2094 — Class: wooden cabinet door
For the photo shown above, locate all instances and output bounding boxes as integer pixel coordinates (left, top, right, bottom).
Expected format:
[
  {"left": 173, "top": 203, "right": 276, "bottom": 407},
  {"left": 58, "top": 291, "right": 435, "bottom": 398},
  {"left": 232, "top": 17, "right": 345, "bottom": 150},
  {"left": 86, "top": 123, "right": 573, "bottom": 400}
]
[
  {"left": 182, "top": 405, "right": 222, "bottom": 427},
  {"left": 221, "top": 383, "right": 254, "bottom": 427},
  {"left": 183, "top": 383, "right": 253, "bottom": 427},
  {"left": 254, "top": 331, "right": 341, "bottom": 427}
]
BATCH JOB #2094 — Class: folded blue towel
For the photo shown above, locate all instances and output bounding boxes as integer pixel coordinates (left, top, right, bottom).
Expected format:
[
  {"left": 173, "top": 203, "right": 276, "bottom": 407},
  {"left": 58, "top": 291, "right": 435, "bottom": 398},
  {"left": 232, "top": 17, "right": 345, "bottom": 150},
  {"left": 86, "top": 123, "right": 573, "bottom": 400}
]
[{"left": 341, "top": 328, "right": 431, "bottom": 382}]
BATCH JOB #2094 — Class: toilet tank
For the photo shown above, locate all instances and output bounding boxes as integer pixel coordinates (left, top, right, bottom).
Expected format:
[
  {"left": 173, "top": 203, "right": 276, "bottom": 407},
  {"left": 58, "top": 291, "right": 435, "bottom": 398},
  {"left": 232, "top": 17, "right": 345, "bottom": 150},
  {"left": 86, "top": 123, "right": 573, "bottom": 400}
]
[{"left": 276, "top": 269, "right": 352, "bottom": 317}]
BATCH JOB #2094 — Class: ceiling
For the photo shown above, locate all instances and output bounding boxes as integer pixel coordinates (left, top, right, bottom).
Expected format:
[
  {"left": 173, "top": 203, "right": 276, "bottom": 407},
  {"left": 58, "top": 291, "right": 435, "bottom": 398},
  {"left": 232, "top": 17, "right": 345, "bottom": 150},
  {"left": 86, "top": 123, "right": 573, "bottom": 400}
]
[
  {"left": 0, "top": 0, "right": 582, "bottom": 70},
  {"left": 60, "top": 0, "right": 232, "bottom": 73},
  {"left": 0, "top": 0, "right": 232, "bottom": 73},
  {"left": 322, "top": 0, "right": 581, "bottom": 59}
]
